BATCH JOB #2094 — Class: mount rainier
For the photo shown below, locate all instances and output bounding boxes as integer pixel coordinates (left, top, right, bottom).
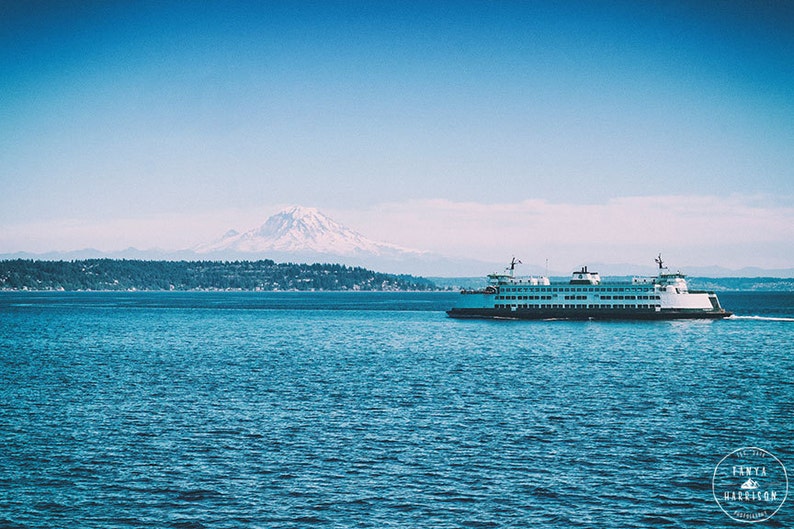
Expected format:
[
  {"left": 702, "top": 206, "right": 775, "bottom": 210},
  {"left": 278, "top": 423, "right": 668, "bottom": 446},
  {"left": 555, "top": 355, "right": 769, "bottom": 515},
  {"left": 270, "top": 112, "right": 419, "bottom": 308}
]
[
  {"left": 193, "top": 206, "right": 438, "bottom": 272},
  {"left": 0, "top": 206, "right": 498, "bottom": 276}
]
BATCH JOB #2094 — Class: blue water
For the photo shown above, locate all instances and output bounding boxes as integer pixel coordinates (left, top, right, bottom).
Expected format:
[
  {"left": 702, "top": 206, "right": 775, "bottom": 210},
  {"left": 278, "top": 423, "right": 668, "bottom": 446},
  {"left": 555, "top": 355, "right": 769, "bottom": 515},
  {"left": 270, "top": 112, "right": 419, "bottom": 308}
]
[{"left": 1, "top": 291, "right": 792, "bottom": 528}]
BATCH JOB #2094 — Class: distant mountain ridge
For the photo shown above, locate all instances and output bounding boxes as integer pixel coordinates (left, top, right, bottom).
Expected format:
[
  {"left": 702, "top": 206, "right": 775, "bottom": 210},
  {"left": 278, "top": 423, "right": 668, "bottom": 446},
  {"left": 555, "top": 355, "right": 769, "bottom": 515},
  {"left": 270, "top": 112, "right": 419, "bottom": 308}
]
[
  {"left": 1, "top": 205, "right": 792, "bottom": 278},
  {"left": 0, "top": 203, "right": 490, "bottom": 275}
]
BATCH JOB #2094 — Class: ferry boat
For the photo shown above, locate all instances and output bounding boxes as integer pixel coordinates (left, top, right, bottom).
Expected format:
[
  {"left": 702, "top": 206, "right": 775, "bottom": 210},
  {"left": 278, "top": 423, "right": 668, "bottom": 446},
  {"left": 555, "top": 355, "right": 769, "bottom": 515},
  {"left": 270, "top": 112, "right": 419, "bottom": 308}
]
[{"left": 447, "top": 256, "right": 732, "bottom": 320}]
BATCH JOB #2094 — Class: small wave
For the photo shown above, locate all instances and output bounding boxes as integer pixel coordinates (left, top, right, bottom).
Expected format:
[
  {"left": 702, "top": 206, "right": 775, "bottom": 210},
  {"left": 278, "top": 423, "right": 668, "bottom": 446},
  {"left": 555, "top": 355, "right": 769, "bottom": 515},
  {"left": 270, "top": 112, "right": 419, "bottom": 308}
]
[
  {"left": 176, "top": 489, "right": 223, "bottom": 502},
  {"left": 728, "top": 315, "right": 794, "bottom": 322}
]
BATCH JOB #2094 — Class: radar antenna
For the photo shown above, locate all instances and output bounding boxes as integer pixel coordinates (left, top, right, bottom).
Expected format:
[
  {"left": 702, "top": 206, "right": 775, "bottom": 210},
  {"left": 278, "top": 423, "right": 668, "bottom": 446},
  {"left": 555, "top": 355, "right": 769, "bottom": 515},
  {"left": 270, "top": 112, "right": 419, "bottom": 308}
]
[{"left": 507, "top": 257, "right": 522, "bottom": 276}]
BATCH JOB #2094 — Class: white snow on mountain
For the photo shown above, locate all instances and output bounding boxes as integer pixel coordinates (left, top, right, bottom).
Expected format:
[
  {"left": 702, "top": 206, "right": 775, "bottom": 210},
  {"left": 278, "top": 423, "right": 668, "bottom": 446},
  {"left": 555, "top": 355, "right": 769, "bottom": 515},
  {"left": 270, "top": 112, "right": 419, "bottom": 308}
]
[{"left": 193, "top": 206, "right": 426, "bottom": 258}]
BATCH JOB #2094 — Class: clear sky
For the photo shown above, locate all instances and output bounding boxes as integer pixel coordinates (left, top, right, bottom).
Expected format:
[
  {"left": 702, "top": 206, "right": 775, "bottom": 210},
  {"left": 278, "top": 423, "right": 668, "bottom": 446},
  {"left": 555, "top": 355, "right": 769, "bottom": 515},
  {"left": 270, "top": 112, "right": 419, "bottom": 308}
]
[{"left": 2, "top": 1, "right": 793, "bottom": 270}]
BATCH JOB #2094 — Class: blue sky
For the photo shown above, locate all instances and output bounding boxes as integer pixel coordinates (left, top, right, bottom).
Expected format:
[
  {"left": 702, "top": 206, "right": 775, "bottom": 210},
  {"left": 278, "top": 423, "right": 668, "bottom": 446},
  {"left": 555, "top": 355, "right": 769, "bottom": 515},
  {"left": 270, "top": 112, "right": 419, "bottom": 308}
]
[{"left": 2, "top": 1, "right": 793, "bottom": 269}]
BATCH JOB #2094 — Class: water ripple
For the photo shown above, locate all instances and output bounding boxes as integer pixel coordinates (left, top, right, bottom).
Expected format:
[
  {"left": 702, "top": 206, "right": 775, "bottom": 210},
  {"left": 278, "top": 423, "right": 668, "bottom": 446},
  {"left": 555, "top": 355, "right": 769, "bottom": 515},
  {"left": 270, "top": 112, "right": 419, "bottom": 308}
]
[{"left": 1, "top": 292, "right": 792, "bottom": 527}]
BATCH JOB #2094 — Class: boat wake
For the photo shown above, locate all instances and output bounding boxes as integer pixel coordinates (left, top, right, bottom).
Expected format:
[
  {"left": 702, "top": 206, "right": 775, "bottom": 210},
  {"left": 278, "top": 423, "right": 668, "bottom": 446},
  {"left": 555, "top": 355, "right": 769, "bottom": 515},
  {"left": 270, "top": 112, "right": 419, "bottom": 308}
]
[{"left": 727, "top": 315, "right": 794, "bottom": 322}]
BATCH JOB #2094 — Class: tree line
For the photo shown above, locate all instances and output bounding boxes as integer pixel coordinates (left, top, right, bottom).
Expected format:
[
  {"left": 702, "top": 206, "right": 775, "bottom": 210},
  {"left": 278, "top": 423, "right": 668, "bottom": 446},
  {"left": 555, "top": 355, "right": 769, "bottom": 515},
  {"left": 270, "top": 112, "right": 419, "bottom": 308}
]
[{"left": 0, "top": 259, "right": 437, "bottom": 291}]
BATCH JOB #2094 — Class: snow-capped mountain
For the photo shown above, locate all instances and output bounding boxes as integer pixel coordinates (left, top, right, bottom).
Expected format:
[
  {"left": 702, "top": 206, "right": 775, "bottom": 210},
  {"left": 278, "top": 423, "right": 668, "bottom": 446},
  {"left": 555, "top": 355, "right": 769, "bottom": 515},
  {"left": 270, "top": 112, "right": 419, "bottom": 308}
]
[
  {"left": 0, "top": 206, "right": 501, "bottom": 276},
  {"left": 194, "top": 206, "right": 426, "bottom": 260}
]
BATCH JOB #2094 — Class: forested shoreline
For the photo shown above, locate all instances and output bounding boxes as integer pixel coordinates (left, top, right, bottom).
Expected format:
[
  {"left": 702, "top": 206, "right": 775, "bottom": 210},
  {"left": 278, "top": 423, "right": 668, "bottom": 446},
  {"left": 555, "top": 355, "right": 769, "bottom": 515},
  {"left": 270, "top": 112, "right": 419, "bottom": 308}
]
[{"left": 0, "top": 259, "right": 437, "bottom": 291}]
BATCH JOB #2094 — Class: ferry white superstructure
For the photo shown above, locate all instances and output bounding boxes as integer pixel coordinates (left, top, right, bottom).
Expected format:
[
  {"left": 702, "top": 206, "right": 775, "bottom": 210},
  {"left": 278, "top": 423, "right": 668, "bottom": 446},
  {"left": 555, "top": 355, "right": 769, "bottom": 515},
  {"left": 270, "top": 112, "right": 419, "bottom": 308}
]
[{"left": 447, "top": 256, "right": 731, "bottom": 320}]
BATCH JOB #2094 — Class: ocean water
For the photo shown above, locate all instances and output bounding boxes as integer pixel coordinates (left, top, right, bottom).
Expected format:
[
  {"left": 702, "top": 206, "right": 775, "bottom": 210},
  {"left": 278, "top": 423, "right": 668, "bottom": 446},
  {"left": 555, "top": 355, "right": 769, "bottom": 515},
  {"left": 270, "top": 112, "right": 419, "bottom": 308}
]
[{"left": 1, "top": 291, "right": 792, "bottom": 528}]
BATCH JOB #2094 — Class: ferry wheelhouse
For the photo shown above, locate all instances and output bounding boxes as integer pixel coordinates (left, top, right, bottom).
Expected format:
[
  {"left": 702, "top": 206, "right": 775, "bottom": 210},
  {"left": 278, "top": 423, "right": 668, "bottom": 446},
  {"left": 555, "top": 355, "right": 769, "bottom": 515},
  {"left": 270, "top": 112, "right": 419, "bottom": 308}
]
[{"left": 447, "top": 256, "right": 731, "bottom": 320}]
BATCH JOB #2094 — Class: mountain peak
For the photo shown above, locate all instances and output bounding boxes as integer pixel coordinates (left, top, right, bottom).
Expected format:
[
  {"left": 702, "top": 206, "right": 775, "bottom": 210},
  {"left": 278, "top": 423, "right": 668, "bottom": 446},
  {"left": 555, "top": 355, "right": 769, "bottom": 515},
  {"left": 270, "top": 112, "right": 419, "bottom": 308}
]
[
  {"left": 282, "top": 205, "right": 320, "bottom": 218},
  {"left": 194, "top": 206, "right": 424, "bottom": 258}
]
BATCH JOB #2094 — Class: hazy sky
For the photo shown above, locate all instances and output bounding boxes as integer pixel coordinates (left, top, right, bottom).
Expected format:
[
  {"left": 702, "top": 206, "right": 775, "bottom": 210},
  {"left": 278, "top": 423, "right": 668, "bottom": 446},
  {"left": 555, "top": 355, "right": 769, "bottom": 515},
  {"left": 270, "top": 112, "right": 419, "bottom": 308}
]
[{"left": 2, "top": 1, "right": 793, "bottom": 269}]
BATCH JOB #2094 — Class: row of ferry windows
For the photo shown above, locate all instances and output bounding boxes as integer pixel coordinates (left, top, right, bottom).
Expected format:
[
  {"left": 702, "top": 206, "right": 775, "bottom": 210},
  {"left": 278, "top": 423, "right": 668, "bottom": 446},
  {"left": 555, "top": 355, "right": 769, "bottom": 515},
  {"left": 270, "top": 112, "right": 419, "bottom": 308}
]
[
  {"left": 501, "top": 287, "right": 653, "bottom": 293},
  {"left": 496, "top": 295, "right": 661, "bottom": 301},
  {"left": 495, "top": 304, "right": 660, "bottom": 309}
]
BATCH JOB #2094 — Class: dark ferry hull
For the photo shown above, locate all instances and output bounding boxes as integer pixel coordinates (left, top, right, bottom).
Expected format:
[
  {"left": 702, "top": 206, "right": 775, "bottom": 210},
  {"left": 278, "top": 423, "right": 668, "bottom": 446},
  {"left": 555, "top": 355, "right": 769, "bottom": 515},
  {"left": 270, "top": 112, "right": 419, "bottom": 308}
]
[{"left": 446, "top": 307, "right": 733, "bottom": 321}]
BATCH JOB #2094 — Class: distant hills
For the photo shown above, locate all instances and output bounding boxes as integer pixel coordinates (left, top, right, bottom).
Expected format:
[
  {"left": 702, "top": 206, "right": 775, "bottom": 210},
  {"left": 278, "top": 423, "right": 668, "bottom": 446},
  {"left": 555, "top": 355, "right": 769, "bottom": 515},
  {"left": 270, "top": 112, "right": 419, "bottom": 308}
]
[
  {"left": 3, "top": 259, "right": 790, "bottom": 292},
  {"left": 0, "top": 259, "right": 436, "bottom": 292},
  {"left": 430, "top": 276, "right": 794, "bottom": 292},
  {"left": 576, "top": 262, "right": 794, "bottom": 279}
]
